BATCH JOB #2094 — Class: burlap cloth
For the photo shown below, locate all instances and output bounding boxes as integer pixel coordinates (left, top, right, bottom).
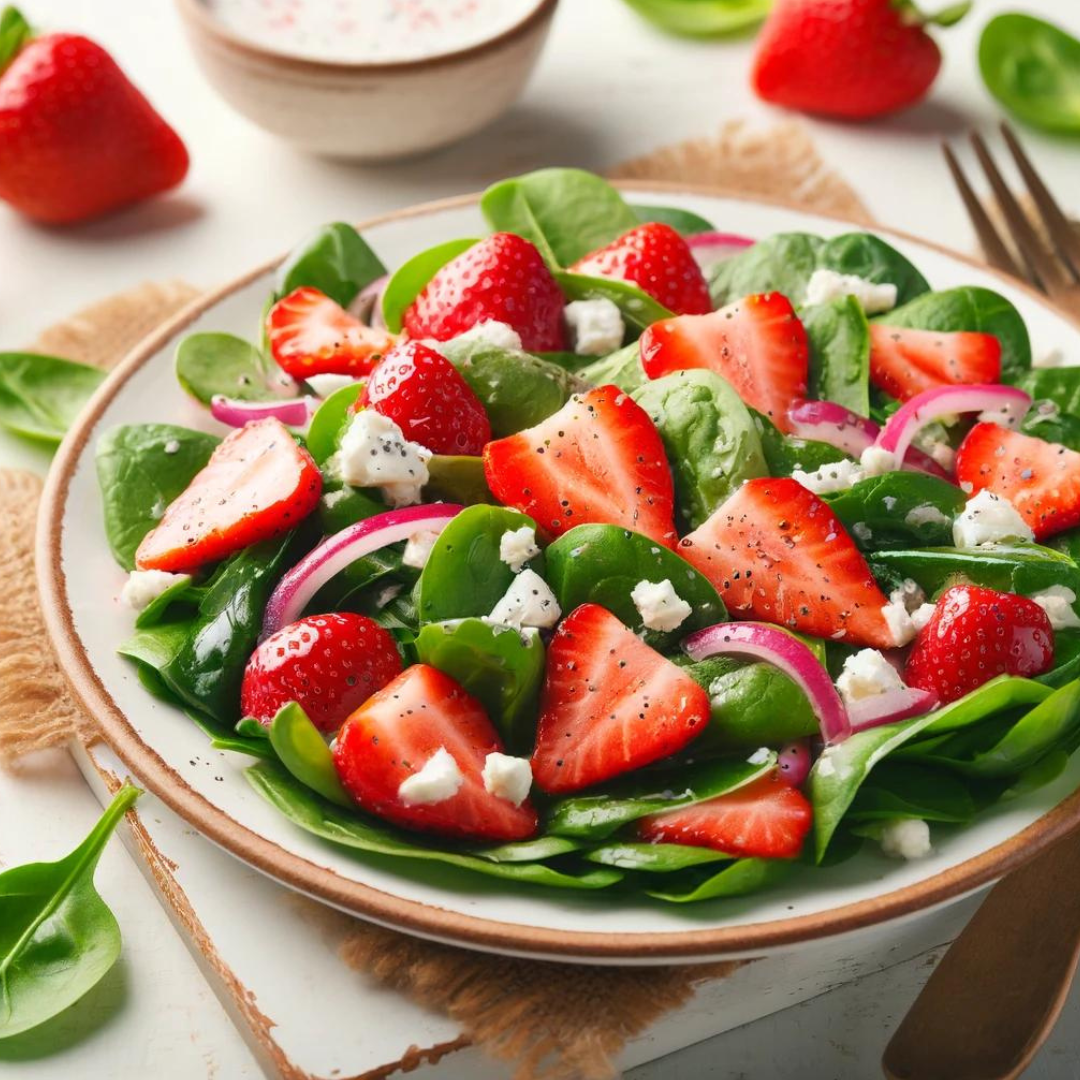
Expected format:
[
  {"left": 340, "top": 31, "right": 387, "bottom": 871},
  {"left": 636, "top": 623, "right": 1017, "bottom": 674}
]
[{"left": 0, "top": 122, "right": 865, "bottom": 1080}]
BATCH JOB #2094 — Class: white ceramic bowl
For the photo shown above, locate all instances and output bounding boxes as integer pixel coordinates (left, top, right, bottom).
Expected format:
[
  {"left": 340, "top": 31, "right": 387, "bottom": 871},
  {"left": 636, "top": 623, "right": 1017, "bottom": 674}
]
[{"left": 175, "top": 0, "right": 558, "bottom": 161}]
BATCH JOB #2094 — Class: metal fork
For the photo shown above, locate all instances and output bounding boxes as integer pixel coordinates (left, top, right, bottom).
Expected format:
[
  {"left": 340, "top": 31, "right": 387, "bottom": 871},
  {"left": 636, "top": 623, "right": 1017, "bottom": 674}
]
[{"left": 941, "top": 122, "right": 1080, "bottom": 318}]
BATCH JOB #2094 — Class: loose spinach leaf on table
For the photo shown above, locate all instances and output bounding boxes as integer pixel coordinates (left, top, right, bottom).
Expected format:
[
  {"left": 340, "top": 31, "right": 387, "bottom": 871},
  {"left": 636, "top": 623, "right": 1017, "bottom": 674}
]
[
  {"left": 619, "top": 0, "right": 771, "bottom": 37},
  {"left": 96, "top": 423, "right": 219, "bottom": 570},
  {"left": 0, "top": 352, "right": 105, "bottom": 443},
  {"left": 802, "top": 296, "right": 870, "bottom": 415},
  {"left": 629, "top": 203, "right": 716, "bottom": 235},
  {"left": 380, "top": 237, "right": 479, "bottom": 333},
  {"left": 175, "top": 332, "right": 300, "bottom": 404},
  {"left": 274, "top": 222, "right": 386, "bottom": 308},
  {"left": 0, "top": 783, "right": 139, "bottom": 1041}
]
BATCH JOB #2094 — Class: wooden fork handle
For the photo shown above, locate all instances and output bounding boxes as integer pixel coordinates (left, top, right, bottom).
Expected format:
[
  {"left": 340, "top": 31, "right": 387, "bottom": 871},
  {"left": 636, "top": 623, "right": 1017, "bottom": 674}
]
[{"left": 883, "top": 826, "right": 1080, "bottom": 1080}]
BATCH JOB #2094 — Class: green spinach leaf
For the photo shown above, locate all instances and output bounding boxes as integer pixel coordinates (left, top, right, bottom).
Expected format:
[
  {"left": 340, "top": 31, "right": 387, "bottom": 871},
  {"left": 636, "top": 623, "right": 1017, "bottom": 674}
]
[
  {"left": 306, "top": 381, "right": 363, "bottom": 464},
  {"left": 577, "top": 342, "right": 647, "bottom": 392},
  {"left": 846, "top": 762, "right": 980, "bottom": 823},
  {"left": 380, "top": 238, "right": 478, "bottom": 333},
  {"left": 584, "top": 842, "right": 734, "bottom": 872},
  {"left": 644, "top": 857, "right": 792, "bottom": 903},
  {"left": 275, "top": 222, "right": 386, "bottom": 308},
  {"left": 803, "top": 296, "right": 870, "bottom": 414},
  {"left": 0, "top": 352, "right": 105, "bottom": 444},
  {"left": 629, "top": 203, "right": 716, "bottom": 235},
  {"left": 268, "top": 703, "right": 353, "bottom": 806},
  {"left": 175, "top": 333, "right": 299, "bottom": 405},
  {"left": 1016, "top": 367, "right": 1080, "bottom": 418},
  {"left": 619, "top": 0, "right": 771, "bottom": 37},
  {"left": 817, "top": 233, "right": 930, "bottom": 308},
  {"left": 555, "top": 270, "right": 674, "bottom": 332}
]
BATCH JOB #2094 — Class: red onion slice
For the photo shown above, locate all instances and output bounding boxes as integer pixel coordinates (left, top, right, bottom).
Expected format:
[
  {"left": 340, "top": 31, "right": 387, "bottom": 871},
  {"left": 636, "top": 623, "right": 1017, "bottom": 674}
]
[
  {"left": 262, "top": 504, "right": 462, "bottom": 638},
  {"left": 685, "top": 231, "right": 755, "bottom": 269},
  {"left": 211, "top": 395, "right": 317, "bottom": 429},
  {"left": 778, "top": 739, "right": 813, "bottom": 786},
  {"left": 349, "top": 274, "right": 389, "bottom": 328},
  {"left": 846, "top": 687, "right": 939, "bottom": 734},
  {"left": 683, "top": 622, "right": 850, "bottom": 744}
]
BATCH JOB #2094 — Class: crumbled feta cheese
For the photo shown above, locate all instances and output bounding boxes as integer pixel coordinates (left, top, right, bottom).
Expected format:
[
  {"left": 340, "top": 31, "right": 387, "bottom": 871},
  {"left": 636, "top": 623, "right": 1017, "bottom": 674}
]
[
  {"left": 910, "top": 602, "right": 937, "bottom": 633},
  {"left": 852, "top": 522, "right": 873, "bottom": 544},
  {"left": 879, "top": 818, "right": 932, "bottom": 860},
  {"left": 482, "top": 752, "right": 533, "bottom": 806},
  {"left": 953, "top": 489, "right": 1034, "bottom": 548},
  {"left": 803, "top": 269, "right": 898, "bottom": 314},
  {"left": 120, "top": 569, "right": 189, "bottom": 611},
  {"left": 397, "top": 748, "right": 463, "bottom": 806},
  {"left": 163, "top": 439, "right": 181, "bottom": 455},
  {"left": 836, "top": 648, "right": 905, "bottom": 707},
  {"left": 374, "top": 583, "right": 403, "bottom": 609},
  {"left": 402, "top": 529, "right": 441, "bottom": 570},
  {"left": 499, "top": 526, "right": 540, "bottom": 573},
  {"left": 630, "top": 578, "right": 692, "bottom": 633},
  {"left": 335, "top": 409, "right": 431, "bottom": 507},
  {"left": 791, "top": 457, "right": 864, "bottom": 494},
  {"left": 452, "top": 320, "right": 523, "bottom": 353},
  {"left": 859, "top": 445, "right": 897, "bottom": 477},
  {"left": 881, "top": 584, "right": 921, "bottom": 646},
  {"left": 305, "top": 373, "right": 359, "bottom": 398},
  {"left": 488, "top": 569, "right": 561, "bottom": 630},
  {"left": 563, "top": 298, "right": 625, "bottom": 356},
  {"left": 905, "top": 503, "right": 953, "bottom": 529},
  {"left": 1030, "top": 585, "right": 1080, "bottom": 630},
  {"left": 747, "top": 747, "right": 771, "bottom": 765}
]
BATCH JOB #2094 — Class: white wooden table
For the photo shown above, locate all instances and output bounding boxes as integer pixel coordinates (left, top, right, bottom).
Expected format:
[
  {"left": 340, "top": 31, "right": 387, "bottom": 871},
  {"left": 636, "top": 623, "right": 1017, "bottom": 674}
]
[{"left": 4, "top": 1, "right": 1080, "bottom": 1076}]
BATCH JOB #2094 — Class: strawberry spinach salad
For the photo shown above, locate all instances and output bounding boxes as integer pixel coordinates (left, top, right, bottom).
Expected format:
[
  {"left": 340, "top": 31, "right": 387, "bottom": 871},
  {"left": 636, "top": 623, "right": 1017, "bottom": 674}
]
[{"left": 96, "top": 168, "right": 1080, "bottom": 904}]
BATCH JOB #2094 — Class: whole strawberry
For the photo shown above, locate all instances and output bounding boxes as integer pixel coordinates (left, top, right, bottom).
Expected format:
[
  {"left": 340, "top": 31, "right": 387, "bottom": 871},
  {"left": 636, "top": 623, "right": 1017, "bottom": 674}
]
[
  {"left": 0, "top": 8, "right": 188, "bottom": 223},
  {"left": 903, "top": 585, "right": 1054, "bottom": 705},
  {"left": 752, "top": 0, "right": 967, "bottom": 120}
]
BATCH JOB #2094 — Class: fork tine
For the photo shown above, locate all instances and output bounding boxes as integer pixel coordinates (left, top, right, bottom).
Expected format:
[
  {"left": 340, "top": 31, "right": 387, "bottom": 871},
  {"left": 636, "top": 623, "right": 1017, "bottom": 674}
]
[
  {"left": 942, "top": 142, "right": 1023, "bottom": 279},
  {"left": 970, "top": 130, "right": 1069, "bottom": 292},
  {"left": 1000, "top": 121, "right": 1080, "bottom": 282}
]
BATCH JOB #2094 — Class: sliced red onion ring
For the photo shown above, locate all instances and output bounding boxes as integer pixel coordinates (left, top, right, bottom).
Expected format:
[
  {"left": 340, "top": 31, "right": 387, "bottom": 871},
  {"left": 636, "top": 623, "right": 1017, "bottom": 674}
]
[
  {"left": 210, "top": 394, "right": 317, "bottom": 429},
  {"left": 778, "top": 739, "right": 812, "bottom": 786},
  {"left": 262, "top": 504, "right": 462, "bottom": 638},
  {"left": 846, "top": 687, "right": 939, "bottom": 734},
  {"left": 683, "top": 622, "right": 850, "bottom": 744},
  {"left": 685, "top": 231, "right": 755, "bottom": 269},
  {"left": 349, "top": 274, "right": 389, "bottom": 329},
  {"left": 875, "top": 384, "right": 1033, "bottom": 471}
]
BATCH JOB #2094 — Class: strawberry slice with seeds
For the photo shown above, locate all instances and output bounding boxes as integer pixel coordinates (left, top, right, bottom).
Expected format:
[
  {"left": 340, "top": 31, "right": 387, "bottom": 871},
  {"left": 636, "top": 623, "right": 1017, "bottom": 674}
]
[
  {"left": 679, "top": 477, "right": 895, "bottom": 647},
  {"left": 135, "top": 418, "right": 321, "bottom": 573},
  {"left": 869, "top": 324, "right": 1001, "bottom": 402},
  {"left": 483, "top": 385, "right": 677, "bottom": 547},
  {"left": 531, "top": 604, "right": 710, "bottom": 794},
  {"left": 955, "top": 423, "right": 1080, "bottom": 541},
  {"left": 638, "top": 772, "right": 812, "bottom": 859},
  {"left": 267, "top": 286, "right": 396, "bottom": 379},
  {"left": 333, "top": 664, "right": 539, "bottom": 841},
  {"left": 569, "top": 222, "right": 712, "bottom": 316},
  {"left": 403, "top": 233, "right": 568, "bottom": 352},
  {"left": 639, "top": 293, "right": 809, "bottom": 433}
]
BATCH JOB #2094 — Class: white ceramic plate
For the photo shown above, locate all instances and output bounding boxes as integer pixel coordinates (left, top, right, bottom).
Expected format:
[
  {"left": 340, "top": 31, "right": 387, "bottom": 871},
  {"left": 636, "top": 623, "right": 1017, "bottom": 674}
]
[{"left": 39, "top": 187, "right": 1080, "bottom": 964}]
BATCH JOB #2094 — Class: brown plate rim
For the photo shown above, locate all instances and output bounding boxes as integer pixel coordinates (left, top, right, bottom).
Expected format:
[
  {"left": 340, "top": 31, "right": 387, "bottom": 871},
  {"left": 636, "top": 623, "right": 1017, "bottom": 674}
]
[{"left": 37, "top": 182, "right": 1080, "bottom": 962}]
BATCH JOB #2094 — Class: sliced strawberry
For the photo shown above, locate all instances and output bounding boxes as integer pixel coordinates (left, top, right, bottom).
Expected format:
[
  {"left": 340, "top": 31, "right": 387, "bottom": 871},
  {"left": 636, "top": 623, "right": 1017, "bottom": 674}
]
[
  {"left": 267, "top": 286, "right": 396, "bottom": 379},
  {"left": 530, "top": 604, "right": 710, "bottom": 794},
  {"left": 569, "top": 222, "right": 712, "bottom": 316},
  {"left": 240, "top": 613, "right": 403, "bottom": 733},
  {"left": 638, "top": 771, "right": 812, "bottom": 860},
  {"left": 483, "top": 385, "right": 677, "bottom": 547},
  {"left": 135, "top": 418, "right": 321, "bottom": 573},
  {"left": 639, "top": 293, "right": 809, "bottom": 433},
  {"left": 955, "top": 423, "right": 1080, "bottom": 541},
  {"left": 904, "top": 585, "right": 1054, "bottom": 705},
  {"left": 361, "top": 340, "right": 490, "bottom": 455},
  {"left": 679, "top": 477, "right": 895, "bottom": 647},
  {"left": 868, "top": 324, "right": 1001, "bottom": 402},
  {"left": 332, "top": 664, "right": 538, "bottom": 842},
  {"left": 403, "top": 233, "right": 567, "bottom": 352}
]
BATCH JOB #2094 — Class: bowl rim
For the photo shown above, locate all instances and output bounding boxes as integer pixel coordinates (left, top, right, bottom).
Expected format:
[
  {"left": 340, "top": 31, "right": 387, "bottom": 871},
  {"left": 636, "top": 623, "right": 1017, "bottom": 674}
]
[
  {"left": 173, "top": 0, "right": 559, "bottom": 75},
  {"left": 37, "top": 181, "right": 1080, "bottom": 962}
]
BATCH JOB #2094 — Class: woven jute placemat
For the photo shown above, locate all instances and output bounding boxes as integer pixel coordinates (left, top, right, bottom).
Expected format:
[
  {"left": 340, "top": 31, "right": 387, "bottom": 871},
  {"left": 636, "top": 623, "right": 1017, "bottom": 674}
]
[{"left": 0, "top": 122, "right": 865, "bottom": 1080}]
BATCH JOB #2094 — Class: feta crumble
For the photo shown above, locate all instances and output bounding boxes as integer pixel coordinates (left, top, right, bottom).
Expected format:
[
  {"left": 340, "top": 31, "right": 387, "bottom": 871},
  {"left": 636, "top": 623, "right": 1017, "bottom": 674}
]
[
  {"left": 335, "top": 409, "right": 431, "bottom": 507},
  {"left": 397, "top": 748, "right": 463, "bottom": 806},
  {"left": 791, "top": 457, "right": 864, "bottom": 494},
  {"left": 879, "top": 818, "right": 932, "bottom": 860},
  {"left": 910, "top": 603, "right": 937, "bottom": 633},
  {"left": 881, "top": 584, "right": 922, "bottom": 646},
  {"left": 304, "top": 373, "right": 358, "bottom": 398},
  {"left": 747, "top": 747, "right": 772, "bottom": 765},
  {"left": 120, "top": 569, "right": 189, "bottom": 611},
  {"left": 563, "top": 298, "right": 625, "bottom": 356},
  {"left": 836, "top": 648, "right": 905, "bottom": 708},
  {"left": 498, "top": 526, "right": 540, "bottom": 573},
  {"left": 905, "top": 503, "right": 953, "bottom": 529},
  {"left": 488, "top": 569, "right": 561, "bottom": 630},
  {"left": 482, "top": 752, "right": 533, "bottom": 807},
  {"left": 1030, "top": 585, "right": 1080, "bottom": 630},
  {"left": 630, "top": 578, "right": 692, "bottom": 633},
  {"left": 859, "top": 445, "right": 896, "bottom": 477},
  {"left": 402, "top": 529, "right": 441, "bottom": 570},
  {"left": 953, "top": 489, "right": 1034, "bottom": 548},
  {"left": 163, "top": 439, "right": 181, "bottom": 455},
  {"left": 452, "top": 319, "right": 523, "bottom": 353},
  {"left": 803, "top": 269, "right": 898, "bottom": 315}
]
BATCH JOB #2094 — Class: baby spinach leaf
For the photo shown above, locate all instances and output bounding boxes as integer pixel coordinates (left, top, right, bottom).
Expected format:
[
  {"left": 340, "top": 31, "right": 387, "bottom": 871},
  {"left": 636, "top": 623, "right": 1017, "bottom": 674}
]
[
  {"left": 817, "top": 233, "right": 930, "bottom": 308},
  {"left": 481, "top": 168, "right": 640, "bottom": 268},
  {"left": 629, "top": 203, "right": 716, "bottom": 235},
  {"left": 269, "top": 703, "right": 353, "bottom": 807},
  {"left": 1039, "top": 629, "right": 1080, "bottom": 689},
  {"left": 1021, "top": 401, "right": 1080, "bottom": 451},
  {"left": 175, "top": 333, "right": 299, "bottom": 404},
  {"left": 845, "top": 762, "right": 980, "bottom": 824},
  {"left": 751, "top": 408, "right": 847, "bottom": 476},
  {"left": 134, "top": 573, "right": 200, "bottom": 629},
  {"left": 584, "top": 842, "right": 734, "bottom": 872},
  {"left": 1016, "top": 367, "right": 1080, "bottom": 418},
  {"left": 545, "top": 523, "right": 726, "bottom": 650},
  {"left": 425, "top": 456, "right": 494, "bottom": 505},
  {"left": 0, "top": 6, "right": 32, "bottom": 70},
  {"left": 803, "top": 296, "right": 870, "bottom": 415},
  {"left": 620, "top": 0, "right": 771, "bottom": 37},
  {"left": 317, "top": 476, "right": 389, "bottom": 535},
  {"left": 306, "top": 381, "right": 363, "bottom": 465},
  {"left": 415, "top": 618, "right": 545, "bottom": 752},
  {"left": 709, "top": 232, "right": 823, "bottom": 307},
  {"left": 380, "top": 238, "right": 478, "bottom": 333},
  {"left": 96, "top": 423, "right": 219, "bottom": 570},
  {"left": 644, "top": 857, "right": 791, "bottom": 903},
  {"left": 0, "top": 352, "right": 105, "bottom": 444},
  {"left": 0, "top": 783, "right": 139, "bottom": 1040},
  {"left": 632, "top": 370, "right": 768, "bottom": 530},
  {"left": 555, "top": 270, "right": 673, "bottom": 333},
  {"left": 578, "top": 342, "right": 648, "bottom": 393},
  {"left": 274, "top": 222, "right": 386, "bottom": 308},
  {"left": 980, "top": 14, "right": 1080, "bottom": 134}
]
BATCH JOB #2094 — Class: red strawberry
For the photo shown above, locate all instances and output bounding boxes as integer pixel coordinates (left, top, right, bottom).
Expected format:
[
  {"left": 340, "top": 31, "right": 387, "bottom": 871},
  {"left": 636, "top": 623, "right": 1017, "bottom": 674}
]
[
  {"left": 240, "top": 613, "right": 402, "bottom": 733},
  {"left": 955, "top": 424, "right": 1080, "bottom": 541},
  {"left": 267, "top": 287, "right": 396, "bottom": 379},
  {"left": 136, "top": 418, "right": 321, "bottom": 573},
  {"left": 751, "top": 0, "right": 964, "bottom": 120},
  {"left": 640, "top": 293, "right": 809, "bottom": 433},
  {"left": 333, "top": 664, "right": 538, "bottom": 842},
  {"left": 483, "top": 385, "right": 677, "bottom": 547},
  {"left": 638, "top": 772, "right": 813, "bottom": 859},
  {"left": 903, "top": 585, "right": 1054, "bottom": 705},
  {"left": 869, "top": 325, "right": 1002, "bottom": 402},
  {"left": 0, "top": 21, "right": 188, "bottom": 223},
  {"left": 679, "top": 477, "right": 895, "bottom": 647},
  {"left": 361, "top": 341, "right": 490, "bottom": 455},
  {"left": 569, "top": 223, "right": 712, "bottom": 316},
  {"left": 531, "top": 604, "right": 710, "bottom": 794},
  {"left": 403, "top": 233, "right": 567, "bottom": 352}
]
